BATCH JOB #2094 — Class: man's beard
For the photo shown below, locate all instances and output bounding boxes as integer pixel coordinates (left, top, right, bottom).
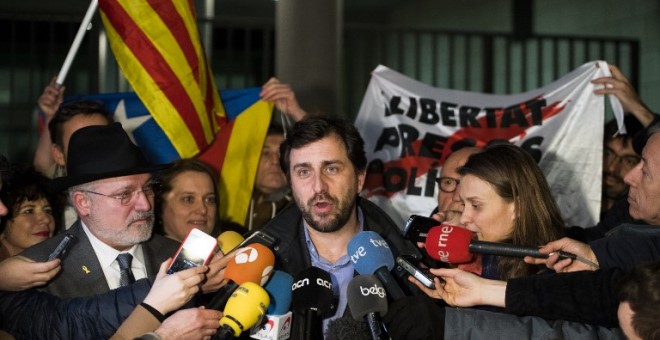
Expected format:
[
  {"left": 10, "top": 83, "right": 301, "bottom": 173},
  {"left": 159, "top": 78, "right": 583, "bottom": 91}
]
[
  {"left": 603, "top": 172, "right": 628, "bottom": 199},
  {"left": 296, "top": 187, "right": 358, "bottom": 233},
  {"left": 88, "top": 211, "right": 154, "bottom": 249}
]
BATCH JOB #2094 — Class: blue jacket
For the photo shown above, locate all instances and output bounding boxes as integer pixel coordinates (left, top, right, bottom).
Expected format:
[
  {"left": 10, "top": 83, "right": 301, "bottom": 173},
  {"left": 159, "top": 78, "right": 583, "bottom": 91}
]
[{"left": 0, "top": 278, "right": 152, "bottom": 339}]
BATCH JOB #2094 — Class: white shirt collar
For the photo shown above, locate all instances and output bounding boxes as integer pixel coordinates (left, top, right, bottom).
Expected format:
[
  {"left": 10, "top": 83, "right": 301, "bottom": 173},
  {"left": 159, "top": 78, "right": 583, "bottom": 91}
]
[{"left": 80, "top": 221, "right": 147, "bottom": 289}]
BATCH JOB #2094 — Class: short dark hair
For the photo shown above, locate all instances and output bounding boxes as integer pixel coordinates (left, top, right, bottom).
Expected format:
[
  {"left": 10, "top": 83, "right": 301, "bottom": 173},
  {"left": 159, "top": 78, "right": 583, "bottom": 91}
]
[
  {"left": 279, "top": 117, "right": 367, "bottom": 177},
  {"left": 604, "top": 114, "right": 644, "bottom": 153},
  {"left": 618, "top": 262, "right": 660, "bottom": 340},
  {"left": 48, "top": 100, "right": 113, "bottom": 148},
  {"left": 0, "top": 163, "right": 60, "bottom": 233}
]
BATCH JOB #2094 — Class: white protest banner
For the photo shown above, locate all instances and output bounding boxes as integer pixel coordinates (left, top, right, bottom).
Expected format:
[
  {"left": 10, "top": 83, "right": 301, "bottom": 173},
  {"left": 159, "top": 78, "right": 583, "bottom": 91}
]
[{"left": 355, "top": 61, "right": 616, "bottom": 228}]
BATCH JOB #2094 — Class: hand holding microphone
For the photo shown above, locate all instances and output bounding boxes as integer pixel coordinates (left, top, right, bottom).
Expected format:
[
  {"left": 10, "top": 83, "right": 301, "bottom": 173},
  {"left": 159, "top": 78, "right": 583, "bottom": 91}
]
[
  {"left": 424, "top": 224, "right": 599, "bottom": 269},
  {"left": 528, "top": 237, "right": 600, "bottom": 272}
]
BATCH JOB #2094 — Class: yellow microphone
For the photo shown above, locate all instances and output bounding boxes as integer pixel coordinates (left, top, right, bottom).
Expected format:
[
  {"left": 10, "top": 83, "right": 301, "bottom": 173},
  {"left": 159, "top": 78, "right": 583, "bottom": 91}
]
[
  {"left": 217, "top": 282, "right": 270, "bottom": 338},
  {"left": 217, "top": 231, "right": 244, "bottom": 255}
]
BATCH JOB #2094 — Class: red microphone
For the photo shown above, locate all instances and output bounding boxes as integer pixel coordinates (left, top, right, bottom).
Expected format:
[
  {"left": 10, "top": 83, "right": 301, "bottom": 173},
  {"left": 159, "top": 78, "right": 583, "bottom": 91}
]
[
  {"left": 424, "top": 224, "right": 587, "bottom": 264},
  {"left": 424, "top": 224, "right": 476, "bottom": 263}
]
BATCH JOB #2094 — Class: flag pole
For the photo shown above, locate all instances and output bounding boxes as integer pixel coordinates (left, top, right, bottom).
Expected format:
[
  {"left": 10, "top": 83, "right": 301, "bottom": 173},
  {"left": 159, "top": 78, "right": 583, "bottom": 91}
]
[{"left": 56, "top": 0, "right": 99, "bottom": 86}]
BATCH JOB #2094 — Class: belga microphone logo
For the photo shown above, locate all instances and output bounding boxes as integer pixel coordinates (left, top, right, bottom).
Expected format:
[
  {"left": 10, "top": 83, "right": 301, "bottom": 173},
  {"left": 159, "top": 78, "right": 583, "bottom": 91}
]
[{"left": 360, "top": 284, "right": 386, "bottom": 298}]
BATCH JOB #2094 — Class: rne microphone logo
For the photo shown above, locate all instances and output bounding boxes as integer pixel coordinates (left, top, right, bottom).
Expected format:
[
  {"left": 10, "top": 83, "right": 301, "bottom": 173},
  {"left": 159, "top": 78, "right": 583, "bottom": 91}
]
[
  {"left": 435, "top": 225, "right": 454, "bottom": 248},
  {"left": 235, "top": 246, "right": 259, "bottom": 264},
  {"left": 360, "top": 284, "right": 386, "bottom": 298}
]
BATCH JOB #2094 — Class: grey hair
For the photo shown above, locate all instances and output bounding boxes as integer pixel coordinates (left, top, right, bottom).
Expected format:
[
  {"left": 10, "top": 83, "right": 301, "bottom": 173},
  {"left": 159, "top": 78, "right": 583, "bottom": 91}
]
[{"left": 67, "top": 182, "right": 97, "bottom": 212}]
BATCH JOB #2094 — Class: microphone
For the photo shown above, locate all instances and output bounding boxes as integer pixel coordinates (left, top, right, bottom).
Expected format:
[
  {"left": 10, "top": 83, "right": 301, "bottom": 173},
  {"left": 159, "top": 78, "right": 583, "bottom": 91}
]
[
  {"left": 207, "top": 243, "right": 275, "bottom": 310},
  {"left": 291, "top": 267, "right": 334, "bottom": 340},
  {"left": 424, "top": 224, "right": 598, "bottom": 267},
  {"left": 250, "top": 270, "right": 294, "bottom": 340},
  {"left": 217, "top": 231, "right": 244, "bottom": 255},
  {"left": 325, "top": 316, "right": 371, "bottom": 340},
  {"left": 216, "top": 282, "right": 270, "bottom": 339},
  {"left": 347, "top": 275, "right": 389, "bottom": 340},
  {"left": 347, "top": 231, "right": 405, "bottom": 300}
]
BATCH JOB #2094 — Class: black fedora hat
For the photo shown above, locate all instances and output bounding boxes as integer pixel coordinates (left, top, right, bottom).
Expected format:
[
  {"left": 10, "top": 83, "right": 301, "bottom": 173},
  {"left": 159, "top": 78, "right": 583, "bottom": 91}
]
[{"left": 50, "top": 122, "right": 169, "bottom": 192}]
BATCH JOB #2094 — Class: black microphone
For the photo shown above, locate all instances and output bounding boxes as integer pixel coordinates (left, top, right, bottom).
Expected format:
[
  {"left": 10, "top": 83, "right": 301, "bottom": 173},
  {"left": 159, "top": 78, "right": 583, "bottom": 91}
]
[
  {"left": 425, "top": 224, "right": 600, "bottom": 268},
  {"left": 347, "top": 231, "right": 406, "bottom": 300},
  {"left": 325, "top": 316, "right": 371, "bottom": 340},
  {"left": 347, "top": 275, "right": 389, "bottom": 340},
  {"left": 291, "top": 267, "right": 335, "bottom": 340}
]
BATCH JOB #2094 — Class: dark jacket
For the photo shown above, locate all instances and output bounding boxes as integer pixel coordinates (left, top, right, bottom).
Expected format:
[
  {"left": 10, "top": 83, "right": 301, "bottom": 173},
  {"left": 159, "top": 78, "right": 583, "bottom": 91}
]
[
  {"left": 590, "top": 225, "right": 660, "bottom": 270},
  {"left": 566, "top": 199, "right": 641, "bottom": 242},
  {"left": 502, "top": 226, "right": 660, "bottom": 329},
  {"left": 20, "top": 221, "right": 179, "bottom": 298},
  {"left": 505, "top": 267, "right": 626, "bottom": 328},
  {"left": 262, "top": 197, "right": 421, "bottom": 279},
  {"left": 261, "top": 197, "right": 421, "bottom": 337},
  {"left": 0, "top": 278, "right": 153, "bottom": 339}
]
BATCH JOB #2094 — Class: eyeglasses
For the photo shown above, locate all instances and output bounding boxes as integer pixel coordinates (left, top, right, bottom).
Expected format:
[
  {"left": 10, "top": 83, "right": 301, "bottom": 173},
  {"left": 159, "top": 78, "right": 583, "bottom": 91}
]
[
  {"left": 81, "top": 184, "right": 156, "bottom": 206},
  {"left": 436, "top": 177, "right": 460, "bottom": 193}
]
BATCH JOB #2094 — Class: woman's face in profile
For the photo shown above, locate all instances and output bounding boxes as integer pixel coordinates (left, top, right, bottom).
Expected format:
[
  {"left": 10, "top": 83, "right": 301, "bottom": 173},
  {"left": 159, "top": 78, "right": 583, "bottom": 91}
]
[{"left": 458, "top": 174, "right": 515, "bottom": 242}]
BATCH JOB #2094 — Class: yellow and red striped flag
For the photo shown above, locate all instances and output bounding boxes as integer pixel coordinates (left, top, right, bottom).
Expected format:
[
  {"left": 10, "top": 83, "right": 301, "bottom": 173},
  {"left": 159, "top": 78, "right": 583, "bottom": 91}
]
[
  {"left": 99, "top": 0, "right": 224, "bottom": 158},
  {"left": 98, "top": 0, "right": 272, "bottom": 225}
]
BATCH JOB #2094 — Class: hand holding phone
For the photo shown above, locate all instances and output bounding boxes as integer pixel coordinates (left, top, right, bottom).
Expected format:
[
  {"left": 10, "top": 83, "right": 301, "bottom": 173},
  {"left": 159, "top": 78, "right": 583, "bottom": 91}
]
[
  {"left": 167, "top": 228, "right": 218, "bottom": 274},
  {"left": 396, "top": 256, "right": 436, "bottom": 289},
  {"left": 47, "top": 234, "right": 76, "bottom": 261}
]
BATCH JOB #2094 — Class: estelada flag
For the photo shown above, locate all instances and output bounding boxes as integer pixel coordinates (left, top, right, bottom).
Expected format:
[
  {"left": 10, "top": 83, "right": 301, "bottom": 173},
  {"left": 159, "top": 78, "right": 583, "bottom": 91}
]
[
  {"left": 76, "top": 88, "right": 272, "bottom": 226},
  {"left": 99, "top": 0, "right": 223, "bottom": 158}
]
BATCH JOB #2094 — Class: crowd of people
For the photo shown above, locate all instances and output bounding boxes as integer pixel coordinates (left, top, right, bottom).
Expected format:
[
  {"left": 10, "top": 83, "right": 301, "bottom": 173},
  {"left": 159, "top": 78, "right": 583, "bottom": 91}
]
[{"left": 0, "top": 63, "right": 659, "bottom": 340}]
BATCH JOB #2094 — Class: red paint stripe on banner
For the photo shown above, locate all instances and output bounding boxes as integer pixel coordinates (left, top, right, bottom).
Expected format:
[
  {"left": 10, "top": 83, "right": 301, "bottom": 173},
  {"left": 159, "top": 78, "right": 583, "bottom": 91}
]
[
  {"left": 363, "top": 98, "right": 566, "bottom": 198},
  {"left": 100, "top": 0, "right": 208, "bottom": 149}
]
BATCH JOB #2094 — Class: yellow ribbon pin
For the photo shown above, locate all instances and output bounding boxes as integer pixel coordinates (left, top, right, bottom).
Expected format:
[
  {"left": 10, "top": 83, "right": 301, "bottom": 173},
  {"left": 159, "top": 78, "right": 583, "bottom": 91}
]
[{"left": 82, "top": 265, "right": 90, "bottom": 274}]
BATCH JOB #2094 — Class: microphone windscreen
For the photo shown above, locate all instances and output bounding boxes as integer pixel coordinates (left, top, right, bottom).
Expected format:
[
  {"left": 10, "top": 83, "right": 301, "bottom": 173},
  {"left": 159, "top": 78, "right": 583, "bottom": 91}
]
[
  {"left": 225, "top": 243, "right": 275, "bottom": 286},
  {"left": 325, "top": 316, "right": 371, "bottom": 340},
  {"left": 425, "top": 224, "right": 475, "bottom": 263},
  {"left": 220, "top": 282, "right": 270, "bottom": 336},
  {"left": 347, "top": 231, "right": 394, "bottom": 274},
  {"left": 217, "top": 231, "right": 244, "bottom": 254},
  {"left": 264, "top": 270, "right": 294, "bottom": 314},
  {"left": 346, "top": 275, "right": 388, "bottom": 320},
  {"left": 291, "top": 267, "right": 334, "bottom": 315}
]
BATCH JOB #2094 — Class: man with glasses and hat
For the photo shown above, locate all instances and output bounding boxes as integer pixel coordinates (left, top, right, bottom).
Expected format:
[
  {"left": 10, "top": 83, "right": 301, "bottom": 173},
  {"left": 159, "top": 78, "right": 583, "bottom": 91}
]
[{"left": 21, "top": 123, "right": 182, "bottom": 298}]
